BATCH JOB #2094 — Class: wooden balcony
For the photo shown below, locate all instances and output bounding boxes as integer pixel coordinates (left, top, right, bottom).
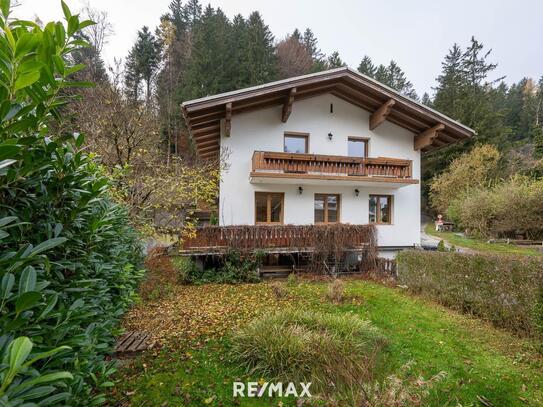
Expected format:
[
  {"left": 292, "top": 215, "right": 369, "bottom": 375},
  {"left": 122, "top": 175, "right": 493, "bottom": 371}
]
[
  {"left": 180, "top": 224, "right": 376, "bottom": 255},
  {"left": 250, "top": 151, "right": 418, "bottom": 186}
]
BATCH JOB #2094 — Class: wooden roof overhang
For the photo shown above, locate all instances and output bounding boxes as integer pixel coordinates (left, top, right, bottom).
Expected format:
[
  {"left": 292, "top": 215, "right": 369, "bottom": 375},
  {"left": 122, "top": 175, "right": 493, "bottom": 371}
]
[{"left": 181, "top": 67, "right": 475, "bottom": 160}]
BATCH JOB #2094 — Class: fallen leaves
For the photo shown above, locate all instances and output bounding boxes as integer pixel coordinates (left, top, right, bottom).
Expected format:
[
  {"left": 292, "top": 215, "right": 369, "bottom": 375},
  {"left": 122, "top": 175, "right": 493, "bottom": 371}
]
[{"left": 122, "top": 255, "right": 297, "bottom": 346}]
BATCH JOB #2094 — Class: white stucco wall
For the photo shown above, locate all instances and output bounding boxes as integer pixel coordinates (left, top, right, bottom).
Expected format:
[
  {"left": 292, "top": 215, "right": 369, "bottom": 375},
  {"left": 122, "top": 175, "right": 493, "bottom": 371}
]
[{"left": 219, "top": 93, "right": 421, "bottom": 247}]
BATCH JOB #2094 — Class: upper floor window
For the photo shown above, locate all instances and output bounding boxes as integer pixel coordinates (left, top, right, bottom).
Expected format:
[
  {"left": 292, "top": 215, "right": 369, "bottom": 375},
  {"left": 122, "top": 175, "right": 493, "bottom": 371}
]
[
  {"left": 284, "top": 132, "right": 309, "bottom": 154},
  {"left": 255, "top": 192, "right": 284, "bottom": 224},
  {"left": 314, "top": 194, "right": 340, "bottom": 223},
  {"left": 369, "top": 195, "right": 392, "bottom": 224},
  {"left": 348, "top": 137, "right": 368, "bottom": 158}
]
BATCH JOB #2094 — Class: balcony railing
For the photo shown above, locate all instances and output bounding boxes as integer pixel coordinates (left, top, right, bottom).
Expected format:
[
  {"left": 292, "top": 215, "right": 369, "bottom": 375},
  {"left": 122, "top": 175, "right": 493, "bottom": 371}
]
[{"left": 251, "top": 151, "right": 413, "bottom": 180}]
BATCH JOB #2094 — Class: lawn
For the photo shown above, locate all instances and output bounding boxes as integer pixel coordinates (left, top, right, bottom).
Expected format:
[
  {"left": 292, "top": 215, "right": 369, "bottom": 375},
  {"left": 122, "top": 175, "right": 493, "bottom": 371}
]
[
  {"left": 109, "top": 257, "right": 543, "bottom": 406},
  {"left": 424, "top": 224, "right": 543, "bottom": 256}
]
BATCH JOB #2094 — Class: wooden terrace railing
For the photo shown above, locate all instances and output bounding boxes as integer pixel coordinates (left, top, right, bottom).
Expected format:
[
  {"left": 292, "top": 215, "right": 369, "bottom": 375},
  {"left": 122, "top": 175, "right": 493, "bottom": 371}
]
[
  {"left": 251, "top": 151, "right": 413, "bottom": 179},
  {"left": 180, "top": 224, "right": 376, "bottom": 254}
]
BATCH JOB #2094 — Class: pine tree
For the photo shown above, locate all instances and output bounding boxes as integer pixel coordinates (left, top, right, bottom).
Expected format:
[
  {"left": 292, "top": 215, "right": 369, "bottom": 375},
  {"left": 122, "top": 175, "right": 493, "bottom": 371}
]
[
  {"left": 291, "top": 28, "right": 302, "bottom": 41},
  {"left": 326, "top": 51, "right": 345, "bottom": 69},
  {"left": 244, "top": 11, "right": 277, "bottom": 85},
  {"left": 124, "top": 49, "right": 141, "bottom": 101},
  {"left": 432, "top": 43, "right": 465, "bottom": 119},
  {"left": 183, "top": 0, "right": 202, "bottom": 28},
  {"left": 164, "top": 0, "right": 186, "bottom": 34},
  {"left": 301, "top": 28, "right": 324, "bottom": 71},
  {"left": 132, "top": 26, "right": 162, "bottom": 104},
  {"left": 421, "top": 92, "right": 432, "bottom": 106},
  {"left": 71, "top": 32, "right": 108, "bottom": 83},
  {"left": 357, "top": 55, "right": 375, "bottom": 77}
]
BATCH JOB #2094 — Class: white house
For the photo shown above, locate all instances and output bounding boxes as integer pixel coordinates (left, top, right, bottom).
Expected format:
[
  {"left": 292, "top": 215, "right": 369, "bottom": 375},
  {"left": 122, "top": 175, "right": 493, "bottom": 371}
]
[{"left": 182, "top": 68, "right": 474, "bottom": 258}]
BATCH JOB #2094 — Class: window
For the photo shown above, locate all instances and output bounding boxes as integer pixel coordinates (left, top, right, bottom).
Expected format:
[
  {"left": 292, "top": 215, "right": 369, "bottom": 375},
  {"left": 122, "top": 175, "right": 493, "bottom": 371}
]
[
  {"left": 348, "top": 137, "right": 368, "bottom": 158},
  {"left": 284, "top": 133, "right": 309, "bottom": 153},
  {"left": 369, "top": 195, "right": 392, "bottom": 224},
  {"left": 255, "top": 192, "right": 284, "bottom": 223},
  {"left": 314, "top": 194, "right": 340, "bottom": 223}
]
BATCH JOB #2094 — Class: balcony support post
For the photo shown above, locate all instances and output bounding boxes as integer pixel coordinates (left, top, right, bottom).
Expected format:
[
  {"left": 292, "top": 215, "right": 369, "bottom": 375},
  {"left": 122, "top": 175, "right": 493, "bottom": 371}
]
[{"left": 224, "top": 102, "right": 232, "bottom": 137}]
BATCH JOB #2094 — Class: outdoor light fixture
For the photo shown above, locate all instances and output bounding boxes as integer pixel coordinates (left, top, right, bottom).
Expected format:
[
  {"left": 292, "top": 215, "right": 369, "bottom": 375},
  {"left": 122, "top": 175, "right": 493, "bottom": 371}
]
[
  {"left": 298, "top": 186, "right": 303, "bottom": 194},
  {"left": 328, "top": 132, "right": 333, "bottom": 140},
  {"left": 354, "top": 188, "right": 359, "bottom": 197}
]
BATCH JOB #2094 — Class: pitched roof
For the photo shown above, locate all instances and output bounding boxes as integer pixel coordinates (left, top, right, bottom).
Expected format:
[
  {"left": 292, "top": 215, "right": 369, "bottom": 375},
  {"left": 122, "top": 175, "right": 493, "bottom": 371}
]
[{"left": 181, "top": 67, "right": 475, "bottom": 160}]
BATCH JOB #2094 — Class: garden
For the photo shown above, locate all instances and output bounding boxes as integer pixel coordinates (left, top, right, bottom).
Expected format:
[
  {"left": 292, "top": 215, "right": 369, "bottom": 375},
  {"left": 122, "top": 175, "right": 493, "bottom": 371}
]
[{"left": 106, "top": 253, "right": 543, "bottom": 406}]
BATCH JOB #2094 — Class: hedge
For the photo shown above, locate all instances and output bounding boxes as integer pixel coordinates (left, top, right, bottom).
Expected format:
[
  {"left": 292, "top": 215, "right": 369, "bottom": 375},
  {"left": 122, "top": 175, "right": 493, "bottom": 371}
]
[
  {"left": 397, "top": 250, "right": 543, "bottom": 338},
  {"left": 0, "top": 3, "right": 144, "bottom": 405}
]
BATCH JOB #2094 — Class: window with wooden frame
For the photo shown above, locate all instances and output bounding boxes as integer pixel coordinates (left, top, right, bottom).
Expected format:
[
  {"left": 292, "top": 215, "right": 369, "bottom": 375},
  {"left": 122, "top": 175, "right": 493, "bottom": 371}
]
[
  {"left": 255, "top": 192, "right": 284, "bottom": 224},
  {"left": 369, "top": 195, "right": 392, "bottom": 224},
  {"left": 284, "top": 132, "right": 309, "bottom": 154},
  {"left": 348, "top": 137, "right": 369, "bottom": 158},
  {"left": 314, "top": 194, "right": 340, "bottom": 223}
]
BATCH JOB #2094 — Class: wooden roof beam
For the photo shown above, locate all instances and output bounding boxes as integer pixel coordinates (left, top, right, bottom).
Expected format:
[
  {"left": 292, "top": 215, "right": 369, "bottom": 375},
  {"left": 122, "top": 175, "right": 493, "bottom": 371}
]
[
  {"left": 224, "top": 102, "right": 232, "bottom": 137},
  {"left": 370, "top": 99, "right": 395, "bottom": 130},
  {"left": 414, "top": 124, "right": 445, "bottom": 150},
  {"left": 281, "top": 87, "right": 296, "bottom": 122}
]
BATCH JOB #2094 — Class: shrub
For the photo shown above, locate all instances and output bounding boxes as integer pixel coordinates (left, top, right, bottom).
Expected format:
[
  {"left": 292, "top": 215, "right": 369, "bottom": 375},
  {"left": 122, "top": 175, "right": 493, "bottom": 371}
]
[
  {"left": 0, "top": 3, "right": 143, "bottom": 404},
  {"left": 231, "top": 309, "right": 387, "bottom": 393},
  {"left": 172, "top": 251, "right": 261, "bottom": 284},
  {"left": 429, "top": 145, "right": 500, "bottom": 215},
  {"left": 326, "top": 278, "right": 345, "bottom": 303},
  {"left": 450, "top": 175, "right": 543, "bottom": 239},
  {"left": 397, "top": 251, "right": 543, "bottom": 337}
]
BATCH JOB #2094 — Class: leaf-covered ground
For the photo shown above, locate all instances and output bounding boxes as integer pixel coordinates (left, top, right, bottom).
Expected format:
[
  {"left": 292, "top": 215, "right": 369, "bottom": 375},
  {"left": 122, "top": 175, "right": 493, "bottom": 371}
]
[{"left": 110, "top": 256, "right": 543, "bottom": 406}]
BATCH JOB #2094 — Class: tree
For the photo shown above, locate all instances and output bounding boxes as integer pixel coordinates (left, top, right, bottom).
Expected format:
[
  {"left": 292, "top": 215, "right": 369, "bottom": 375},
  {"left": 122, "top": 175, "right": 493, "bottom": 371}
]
[
  {"left": 244, "top": 11, "right": 277, "bottom": 85},
  {"left": 421, "top": 92, "right": 432, "bottom": 106},
  {"left": 276, "top": 35, "right": 313, "bottom": 79},
  {"left": 301, "top": 28, "right": 325, "bottom": 71},
  {"left": 433, "top": 44, "right": 465, "bottom": 119},
  {"left": 372, "top": 60, "right": 418, "bottom": 99},
  {"left": 124, "top": 49, "right": 141, "bottom": 101},
  {"left": 429, "top": 145, "right": 501, "bottom": 215},
  {"left": 131, "top": 26, "right": 162, "bottom": 104},
  {"left": 357, "top": 55, "right": 376, "bottom": 77},
  {"left": 327, "top": 51, "right": 345, "bottom": 69},
  {"left": 183, "top": 0, "right": 202, "bottom": 28}
]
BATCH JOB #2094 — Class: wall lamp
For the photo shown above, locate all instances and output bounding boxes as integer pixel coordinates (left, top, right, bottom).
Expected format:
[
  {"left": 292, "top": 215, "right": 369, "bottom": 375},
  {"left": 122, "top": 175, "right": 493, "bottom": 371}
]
[
  {"left": 298, "top": 186, "right": 303, "bottom": 195},
  {"left": 328, "top": 132, "right": 333, "bottom": 141},
  {"left": 354, "top": 188, "right": 360, "bottom": 197}
]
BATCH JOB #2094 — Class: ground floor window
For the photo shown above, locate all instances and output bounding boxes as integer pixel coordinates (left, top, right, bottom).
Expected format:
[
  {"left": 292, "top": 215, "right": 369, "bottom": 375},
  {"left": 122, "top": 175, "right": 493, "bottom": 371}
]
[
  {"left": 369, "top": 195, "right": 392, "bottom": 224},
  {"left": 314, "top": 194, "right": 340, "bottom": 223},
  {"left": 255, "top": 192, "right": 284, "bottom": 223}
]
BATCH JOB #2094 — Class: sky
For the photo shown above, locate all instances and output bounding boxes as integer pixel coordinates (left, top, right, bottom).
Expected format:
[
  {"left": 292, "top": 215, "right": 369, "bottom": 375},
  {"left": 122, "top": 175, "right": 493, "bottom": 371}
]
[{"left": 12, "top": 0, "right": 543, "bottom": 96}]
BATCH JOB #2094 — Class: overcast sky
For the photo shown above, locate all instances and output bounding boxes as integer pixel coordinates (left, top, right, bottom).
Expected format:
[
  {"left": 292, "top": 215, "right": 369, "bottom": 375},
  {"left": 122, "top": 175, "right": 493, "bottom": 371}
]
[{"left": 13, "top": 0, "right": 543, "bottom": 95}]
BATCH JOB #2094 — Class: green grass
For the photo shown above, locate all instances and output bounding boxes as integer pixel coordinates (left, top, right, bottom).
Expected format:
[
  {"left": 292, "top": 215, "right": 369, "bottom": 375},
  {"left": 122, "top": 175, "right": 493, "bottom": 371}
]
[
  {"left": 111, "top": 280, "right": 543, "bottom": 406},
  {"left": 424, "top": 223, "right": 543, "bottom": 256}
]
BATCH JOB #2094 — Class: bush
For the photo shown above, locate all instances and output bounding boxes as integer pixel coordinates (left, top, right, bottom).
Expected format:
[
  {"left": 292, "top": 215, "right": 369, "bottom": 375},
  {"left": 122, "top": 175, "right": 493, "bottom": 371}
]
[
  {"left": 450, "top": 175, "right": 543, "bottom": 239},
  {"left": 429, "top": 145, "right": 500, "bottom": 215},
  {"left": 231, "top": 309, "right": 387, "bottom": 394},
  {"left": 172, "top": 250, "right": 261, "bottom": 284},
  {"left": 397, "top": 251, "right": 543, "bottom": 337},
  {"left": 0, "top": 3, "right": 143, "bottom": 404}
]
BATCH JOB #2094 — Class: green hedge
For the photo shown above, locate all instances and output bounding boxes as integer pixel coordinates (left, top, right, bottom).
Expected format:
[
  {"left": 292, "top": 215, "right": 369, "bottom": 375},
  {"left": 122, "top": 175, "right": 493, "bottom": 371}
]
[
  {"left": 397, "top": 250, "right": 543, "bottom": 338},
  {"left": 0, "top": 2, "right": 143, "bottom": 404}
]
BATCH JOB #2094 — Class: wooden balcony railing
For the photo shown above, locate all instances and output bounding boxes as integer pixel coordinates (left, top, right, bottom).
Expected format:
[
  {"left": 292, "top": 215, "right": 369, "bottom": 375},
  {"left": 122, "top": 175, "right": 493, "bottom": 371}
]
[
  {"left": 181, "top": 224, "right": 376, "bottom": 254},
  {"left": 251, "top": 151, "right": 413, "bottom": 180}
]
